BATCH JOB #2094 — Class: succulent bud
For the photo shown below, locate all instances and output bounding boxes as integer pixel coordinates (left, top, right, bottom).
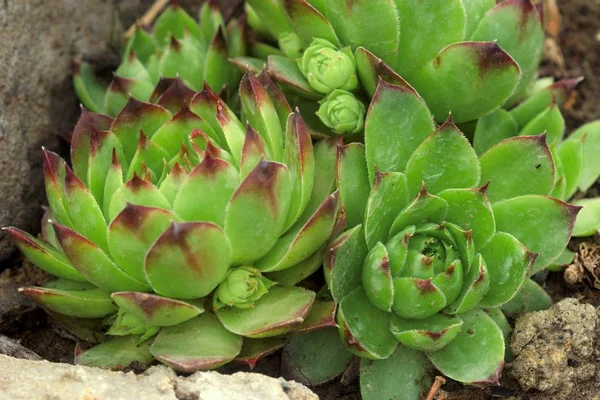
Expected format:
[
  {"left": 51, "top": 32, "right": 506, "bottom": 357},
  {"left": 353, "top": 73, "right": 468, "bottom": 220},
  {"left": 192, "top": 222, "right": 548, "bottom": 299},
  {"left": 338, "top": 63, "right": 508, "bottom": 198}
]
[
  {"left": 299, "top": 39, "right": 358, "bottom": 94},
  {"left": 213, "top": 266, "right": 275, "bottom": 310},
  {"left": 316, "top": 90, "right": 365, "bottom": 134}
]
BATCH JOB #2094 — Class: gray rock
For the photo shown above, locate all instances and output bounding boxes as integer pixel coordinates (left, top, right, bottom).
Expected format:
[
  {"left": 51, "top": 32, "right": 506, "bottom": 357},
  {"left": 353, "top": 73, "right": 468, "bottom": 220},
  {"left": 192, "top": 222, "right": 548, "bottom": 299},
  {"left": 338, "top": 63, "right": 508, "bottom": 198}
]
[
  {"left": 0, "top": 354, "right": 317, "bottom": 400},
  {"left": 0, "top": 335, "right": 42, "bottom": 360},
  {"left": 509, "top": 298, "right": 600, "bottom": 398}
]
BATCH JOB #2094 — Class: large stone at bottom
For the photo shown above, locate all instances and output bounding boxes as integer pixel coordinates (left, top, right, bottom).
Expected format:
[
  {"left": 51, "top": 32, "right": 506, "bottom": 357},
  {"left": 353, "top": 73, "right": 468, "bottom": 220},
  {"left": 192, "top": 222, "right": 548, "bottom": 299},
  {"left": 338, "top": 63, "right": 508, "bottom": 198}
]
[{"left": 0, "top": 354, "right": 317, "bottom": 400}]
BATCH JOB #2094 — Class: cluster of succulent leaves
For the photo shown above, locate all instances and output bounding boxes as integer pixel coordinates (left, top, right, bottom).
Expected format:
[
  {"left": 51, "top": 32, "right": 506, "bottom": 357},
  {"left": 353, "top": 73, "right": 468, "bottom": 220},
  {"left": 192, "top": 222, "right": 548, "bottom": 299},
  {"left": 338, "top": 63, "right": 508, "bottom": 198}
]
[
  {"left": 238, "top": 0, "right": 545, "bottom": 133},
  {"left": 6, "top": 71, "right": 348, "bottom": 371},
  {"left": 5, "top": 1, "right": 600, "bottom": 399},
  {"left": 74, "top": 1, "right": 245, "bottom": 116}
]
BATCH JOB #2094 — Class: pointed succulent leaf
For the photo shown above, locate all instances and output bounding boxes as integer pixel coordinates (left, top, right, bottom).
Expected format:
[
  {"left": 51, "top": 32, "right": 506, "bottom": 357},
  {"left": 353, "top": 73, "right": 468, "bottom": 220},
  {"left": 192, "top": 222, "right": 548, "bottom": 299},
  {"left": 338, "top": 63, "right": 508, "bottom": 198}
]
[
  {"left": 393, "top": 0, "right": 466, "bottom": 78},
  {"left": 462, "top": 0, "right": 496, "bottom": 38},
  {"left": 294, "top": 298, "right": 337, "bottom": 334},
  {"left": 446, "top": 254, "right": 490, "bottom": 314},
  {"left": 124, "top": 27, "right": 157, "bottom": 64},
  {"left": 365, "top": 80, "right": 435, "bottom": 182},
  {"left": 557, "top": 138, "right": 584, "bottom": 200},
  {"left": 392, "top": 277, "right": 447, "bottom": 319},
  {"left": 566, "top": 121, "right": 600, "bottom": 191},
  {"left": 337, "top": 287, "right": 398, "bottom": 359},
  {"left": 410, "top": 42, "right": 520, "bottom": 123},
  {"left": 337, "top": 143, "right": 370, "bottom": 228},
  {"left": 479, "top": 232, "right": 535, "bottom": 308},
  {"left": 431, "top": 260, "right": 464, "bottom": 306},
  {"left": 285, "top": 0, "right": 341, "bottom": 46},
  {"left": 75, "top": 336, "right": 154, "bottom": 370},
  {"left": 389, "top": 188, "right": 449, "bottom": 237},
  {"left": 473, "top": 109, "right": 519, "bottom": 156},
  {"left": 189, "top": 84, "right": 230, "bottom": 150},
  {"left": 267, "top": 55, "right": 321, "bottom": 99},
  {"left": 255, "top": 191, "right": 339, "bottom": 272},
  {"left": 199, "top": 0, "right": 225, "bottom": 40},
  {"left": 151, "top": 107, "right": 212, "bottom": 159},
  {"left": 324, "top": 225, "right": 368, "bottom": 303},
  {"left": 323, "top": 0, "right": 400, "bottom": 64},
  {"left": 354, "top": 47, "right": 415, "bottom": 97},
  {"left": 364, "top": 171, "right": 409, "bottom": 249},
  {"left": 282, "top": 328, "right": 353, "bottom": 386},
  {"left": 153, "top": 3, "right": 204, "bottom": 44},
  {"left": 72, "top": 61, "right": 107, "bottom": 113},
  {"left": 360, "top": 345, "right": 432, "bottom": 400},
  {"left": 215, "top": 99, "right": 246, "bottom": 166},
  {"left": 126, "top": 130, "right": 169, "bottom": 180},
  {"left": 438, "top": 187, "right": 495, "bottom": 250},
  {"left": 103, "top": 151, "right": 124, "bottom": 217},
  {"left": 519, "top": 104, "right": 565, "bottom": 146},
  {"left": 471, "top": 0, "right": 544, "bottom": 105},
  {"left": 110, "top": 98, "right": 172, "bottom": 162},
  {"left": 571, "top": 198, "right": 600, "bottom": 237},
  {"left": 362, "top": 242, "right": 393, "bottom": 312},
  {"left": 283, "top": 111, "right": 315, "bottom": 230},
  {"left": 151, "top": 313, "right": 242, "bottom": 372},
  {"left": 172, "top": 154, "right": 239, "bottom": 225},
  {"left": 493, "top": 195, "right": 580, "bottom": 272},
  {"left": 109, "top": 175, "right": 171, "bottom": 222},
  {"left": 501, "top": 278, "right": 552, "bottom": 316},
  {"left": 104, "top": 75, "right": 155, "bottom": 117},
  {"left": 265, "top": 248, "right": 322, "bottom": 286},
  {"left": 112, "top": 292, "right": 203, "bottom": 327},
  {"left": 43, "top": 150, "right": 73, "bottom": 228},
  {"left": 107, "top": 204, "right": 175, "bottom": 282},
  {"left": 153, "top": 78, "right": 196, "bottom": 114},
  {"left": 158, "top": 163, "right": 187, "bottom": 205},
  {"left": 405, "top": 118, "right": 480, "bottom": 197},
  {"left": 70, "top": 108, "right": 113, "bottom": 185},
  {"left": 235, "top": 337, "right": 285, "bottom": 369},
  {"left": 216, "top": 286, "right": 315, "bottom": 338},
  {"left": 4, "top": 228, "right": 85, "bottom": 282},
  {"left": 480, "top": 135, "right": 555, "bottom": 203},
  {"left": 19, "top": 286, "right": 116, "bottom": 318},
  {"left": 144, "top": 222, "right": 232, "bottom": 299},
  {"left": 240, "top": 125, "right": 270, "bottom": 178},
  {"left": 225, "top": 161, "right": 291, "bottom": 265},
  {"left": 246, "top": 0, "right": 294, "bottom": 39},
  {"left": 256, "top": 71, "right": 293, "bottom": 131},
  {"left": 53, "top": 223, "right": 150, "bottom": 292},
  {"left": 390, "top": 313, "right": 463, "bottom": 352},
  {"left": 87, "top": 129, "right": 125, "bottom": 207},
  {"left": 204, "top": 28, "right": 234, "bottom": 92},
  {"left": 428, "top": 308, "right": 504, "bottom": 384}
]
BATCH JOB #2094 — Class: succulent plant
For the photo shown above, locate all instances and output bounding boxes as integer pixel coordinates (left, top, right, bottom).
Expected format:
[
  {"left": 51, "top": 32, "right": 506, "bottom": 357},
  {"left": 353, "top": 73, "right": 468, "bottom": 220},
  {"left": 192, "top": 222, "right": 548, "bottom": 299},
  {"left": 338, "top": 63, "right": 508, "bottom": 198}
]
[
  {"left": 473, "top": 77, "right": 600, "bottom": 239},
  {"left": 239, "top": 0, "right": 544, "bottom": 129},
  {"left": 282, "top": 80, "right": 580, "bottom": 398},
  {"left": 5, "top": 73, "right": 344, "bottom": 371},
  {"left": 74, "top": 1, "right": 245, "bottom": 117}
]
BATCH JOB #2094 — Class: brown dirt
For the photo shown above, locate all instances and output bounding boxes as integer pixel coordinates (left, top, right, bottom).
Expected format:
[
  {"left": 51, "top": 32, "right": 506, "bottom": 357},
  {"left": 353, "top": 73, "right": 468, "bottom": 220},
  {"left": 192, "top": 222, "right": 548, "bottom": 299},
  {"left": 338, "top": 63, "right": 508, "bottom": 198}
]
[{"left": 0, "top": 1, "right": 599, "bottom": 399}]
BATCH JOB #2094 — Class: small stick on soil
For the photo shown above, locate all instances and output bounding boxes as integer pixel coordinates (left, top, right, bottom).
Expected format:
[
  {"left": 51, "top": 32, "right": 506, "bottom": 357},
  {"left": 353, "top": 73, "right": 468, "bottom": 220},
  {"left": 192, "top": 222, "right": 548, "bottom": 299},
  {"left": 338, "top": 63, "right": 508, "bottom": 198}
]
[
  {"left": 424, "top": 376, "right": 446, "bottom": 400},
  {"left": 124, "top": 0, "right": 171, "bottom": 40}
]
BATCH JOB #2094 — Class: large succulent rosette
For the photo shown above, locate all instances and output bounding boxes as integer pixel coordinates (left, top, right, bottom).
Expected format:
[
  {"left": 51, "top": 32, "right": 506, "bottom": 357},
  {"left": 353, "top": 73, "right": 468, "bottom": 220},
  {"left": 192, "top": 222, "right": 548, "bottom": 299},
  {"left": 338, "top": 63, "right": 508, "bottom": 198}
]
[
  {"left": 5, "top": 73, "right": 343, "bottom": 371},
  {"left": 284, "top": 80, "right": 580, "bottom": 399},
  {"left": 75, "top": 1, "right": 245, "bottom": 116},
  {"left": 240, "top": 0, "right": 544, "bottom": 124}
]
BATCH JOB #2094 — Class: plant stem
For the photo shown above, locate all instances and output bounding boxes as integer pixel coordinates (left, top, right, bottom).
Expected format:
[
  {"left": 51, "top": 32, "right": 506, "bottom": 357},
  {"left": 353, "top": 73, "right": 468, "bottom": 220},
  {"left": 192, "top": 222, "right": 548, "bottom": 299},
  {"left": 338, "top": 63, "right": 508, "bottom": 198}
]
[{"left": 424, "top": 376, "right": 446, "bottom": 400}]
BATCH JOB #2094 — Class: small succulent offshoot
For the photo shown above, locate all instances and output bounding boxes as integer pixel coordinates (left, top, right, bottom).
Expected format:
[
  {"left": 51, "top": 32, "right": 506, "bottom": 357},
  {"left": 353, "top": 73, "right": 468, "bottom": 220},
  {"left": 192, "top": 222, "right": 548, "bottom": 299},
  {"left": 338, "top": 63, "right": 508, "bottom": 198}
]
[
  {"left": 5, "top": 73, "right": 344, "bottom": 371},
  {"left": 74, "top": 0, "right": 245, "bottom": 116},
  {"left": 282, "top": 80, "right": 581, "bottom": 399}
]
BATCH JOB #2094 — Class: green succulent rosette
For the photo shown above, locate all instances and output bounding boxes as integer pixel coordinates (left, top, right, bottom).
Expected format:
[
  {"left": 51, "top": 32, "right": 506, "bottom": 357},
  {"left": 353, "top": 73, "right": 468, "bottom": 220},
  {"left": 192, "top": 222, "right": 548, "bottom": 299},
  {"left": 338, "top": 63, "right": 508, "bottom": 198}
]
[
  {"left": 472, "top": 77, "right": 600, "bottom": 240},
  {"left": 5, "top": 72, "right": 344, "bottom": 372},
  {"left": 239, "top": 0, "right": 544, "bottom": 125},
  {"left": 316, "top": 90, "right": 365, "bottom": 134},
  {"left": 282, "top": 80, "right": 580, "bottom": 399},
  {"left": 74, "top": 1, "right": 245, "bottom": 117}
]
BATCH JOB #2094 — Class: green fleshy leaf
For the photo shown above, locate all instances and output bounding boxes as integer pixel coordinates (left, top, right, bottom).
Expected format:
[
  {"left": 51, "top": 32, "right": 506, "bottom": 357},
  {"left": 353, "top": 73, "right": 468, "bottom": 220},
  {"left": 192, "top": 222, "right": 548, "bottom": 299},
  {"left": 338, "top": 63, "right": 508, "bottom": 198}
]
[
  {"left": 360, "top": 345, "right": 432, "bottom": 400},
  {"left": 410, "top": 42, "right": 520, "bottom": 123},
  {"left": 337, "top": 143, "right": 370, "bottom": 228},
  {"left": 153, "top": 4, "right": 204, "bottom": 44},
  {"left": 354, "top": 47, "right": 415, "bottom": 97},
  {"left": 501, "top": 278, "right": 552, "bottom": 317},
  {"left": 234, "top": 337, "right": 285, "bottom": 369},
  {"left": 268, "top": 55, "right": 321, "bottom": 99},
  {"left": 428, "top": 308, "right": 504, "bottom": 384},
  {"left": 20, "top": 286, "right": 116, "bottom": 318},
  {"left": 519, "top": 104, "right": 565, "bottom": 147},
  {"left": 225, "top": 161, "right": 291, "bottom": 265},
  {"left": 405, "top": 119, "right": 480, "bottom": 197},
  {"left": 294, "top": 298, "right": 337, "bottom": 334},
  {"left": 493, "top": 195, "right": 580, "bottom": 272},
  {"left": 392, "top": 277, "right": 446, "bottom": 319},
  {"left": 282, "top": 328, "right": 353, "bottom": 386},
  {"left": 76, "top": 336, "right": 154, "bottom": 370},
  {"left": 473, "top": 109, "right": 519, "bottom": 156},
  {"left": 87, "top": 130, "right": 125, "bottom": 208},
  {"left": 479, "top": 232, "right": 534, "bottom": 308},
  {"left": 480, "top": 135, "right": 555, "bottom": 203},
  {"left": 557, "top": 138, "right": 584, "bottom": 200},
  {"left": 390, "top": 313, "right": 463, "bottom": 352},
  {"left": 362, "top": 242, "right": 393, "bottom": 312},
  {"left": 462, "top": 0, "right": 496, "bottom": 38},
  {"left": 365, "top": 80, "right": 435, "bottom": 183},
  {"left": 216, "top": 286, "right": 315, "bottom": 338},
  {"left": 72, "top": 61, "right": 106, "bottom": 113},
  {"left": 108, "top": 176, "right": 171, "bottom": 222},
  {"left": 104, "top": 75, "right": 155, "bottom": 118},
  {"left": 151, "top": 313, "right": 242, "bottom": 372},
  {"left": 285, "top": 0, "right": 341, "bottom": 46},
  {"left": 246, "top": 0, "right": 294, "bottom": 39},
  {"left": 445, "top": 254, "right": 489, "bottom": 314},
  {"left": 571, "top": 198, "right": 600, "bottom": 237},
  {"left": 484, "top": 307, "right": 514, "bottom": 362},
  {"left": 71, "top": 108, "right": 113, "bottom": 186},
  {"left": 112, "top": 292, "right": 203, "bottom": 327},
  {"left": 337, "top": 287, "right": 398, "bottom": 359},
  {"left": 389, "top": 188, "right": 448, "bottom": 238},
  {"left": 144, "top": 222, "right": 232, "bottom": 299},
  {"left": 566, "top": 120, "right": 600, "bottom": 191},
  {"left": 204, "top": 29, "right": 233, "bottom": 92}
]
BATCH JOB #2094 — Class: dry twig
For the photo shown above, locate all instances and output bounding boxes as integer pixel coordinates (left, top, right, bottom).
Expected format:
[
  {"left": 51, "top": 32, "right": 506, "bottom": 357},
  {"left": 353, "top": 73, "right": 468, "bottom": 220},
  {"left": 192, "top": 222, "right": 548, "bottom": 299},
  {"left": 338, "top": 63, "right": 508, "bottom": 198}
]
[
  {"left": 124, "top": 0, "right": 171, "bottom": 40},
  {"left": 424, "top": 376, "right": 446, "bottom": 400}
]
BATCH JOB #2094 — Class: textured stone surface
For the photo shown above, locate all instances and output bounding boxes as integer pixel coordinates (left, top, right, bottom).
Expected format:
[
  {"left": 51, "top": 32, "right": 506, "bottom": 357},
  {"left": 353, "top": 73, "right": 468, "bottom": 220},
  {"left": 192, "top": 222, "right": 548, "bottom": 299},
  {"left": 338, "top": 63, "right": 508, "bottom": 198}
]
[
  {"left": 0, "top": 354, "right": 317, "bottom": 400},
  {"left": 509, "top": 298, "right": 600, "bottom": 398},
  {"left": 0, "top": 0, "right": 243, "bottom": 261}
]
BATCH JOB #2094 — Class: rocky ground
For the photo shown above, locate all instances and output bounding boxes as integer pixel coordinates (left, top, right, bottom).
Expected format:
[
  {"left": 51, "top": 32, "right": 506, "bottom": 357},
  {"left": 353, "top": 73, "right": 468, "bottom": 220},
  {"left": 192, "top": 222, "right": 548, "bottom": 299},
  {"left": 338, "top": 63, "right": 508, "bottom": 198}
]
[{"left": 0, "top": 0, "right": 599, "bottom": 399}]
